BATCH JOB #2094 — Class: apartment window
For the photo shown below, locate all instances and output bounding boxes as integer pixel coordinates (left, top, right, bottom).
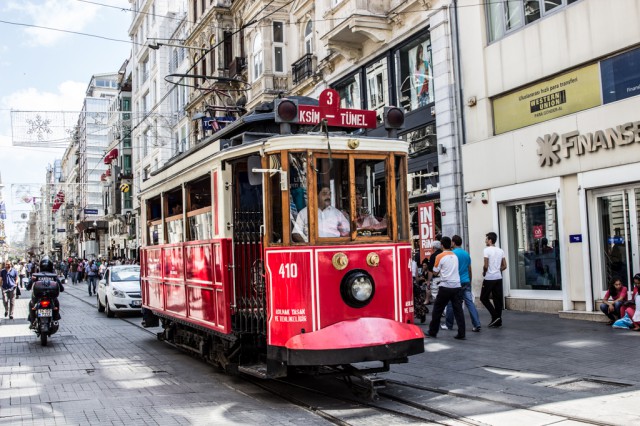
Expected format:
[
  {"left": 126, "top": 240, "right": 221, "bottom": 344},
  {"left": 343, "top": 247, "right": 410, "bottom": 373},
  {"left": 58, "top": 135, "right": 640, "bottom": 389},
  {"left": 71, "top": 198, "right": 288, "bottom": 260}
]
[
  {"left": 487, "top": 0, "right": 582, "bottom": 42},
  {"left": 304, "top": 20, "right": 313, "bottom": 54},
  {"left": 273, "top": 21, "right": 284, "bottom": 73},
  {"left": 193, "top": 54, "right": 200, "bottom": 88},
  {"left": 123, "top": 154, "right": 132, "bottom": 174},
  {"left": 209, "top": 35, "right": 216, "bottom": 74},
  {"left": 253, "top": 32, "right": 263, "bottom": 81},
  {"left": 141, "top": 56, "right": 149, "bottom": 83}
]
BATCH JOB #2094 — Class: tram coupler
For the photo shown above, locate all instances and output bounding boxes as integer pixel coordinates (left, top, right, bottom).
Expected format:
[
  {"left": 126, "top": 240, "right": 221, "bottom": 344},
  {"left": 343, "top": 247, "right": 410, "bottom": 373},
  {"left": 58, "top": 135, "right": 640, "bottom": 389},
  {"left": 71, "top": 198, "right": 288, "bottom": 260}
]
[{"left": 342, "top": 362, "right": 390, "bottom": 400}]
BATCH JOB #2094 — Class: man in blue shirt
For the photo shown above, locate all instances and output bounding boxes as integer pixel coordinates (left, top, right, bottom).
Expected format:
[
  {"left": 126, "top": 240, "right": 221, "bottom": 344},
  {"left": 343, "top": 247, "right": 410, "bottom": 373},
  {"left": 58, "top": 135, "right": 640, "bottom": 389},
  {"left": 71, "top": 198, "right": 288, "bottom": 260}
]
[
  {"left": 1, "top": 261, "right": 19, "bottom": 319},
  {"left": 444, "top": 235, "right": 482, "bottom": 332}
]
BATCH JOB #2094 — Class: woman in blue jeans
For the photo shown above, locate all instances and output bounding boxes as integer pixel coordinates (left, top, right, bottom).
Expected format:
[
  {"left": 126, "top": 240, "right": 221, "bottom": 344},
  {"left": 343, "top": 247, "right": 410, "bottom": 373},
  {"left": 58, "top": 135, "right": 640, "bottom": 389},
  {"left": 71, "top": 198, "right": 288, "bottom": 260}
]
[{"left": 600, "top": 277, "right": 627, "bottom": 324}]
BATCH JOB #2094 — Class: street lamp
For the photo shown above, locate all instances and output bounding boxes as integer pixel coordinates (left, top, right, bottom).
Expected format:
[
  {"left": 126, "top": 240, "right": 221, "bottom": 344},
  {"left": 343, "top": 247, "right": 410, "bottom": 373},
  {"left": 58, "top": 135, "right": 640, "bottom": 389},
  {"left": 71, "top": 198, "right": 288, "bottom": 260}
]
[{"left": 148, "top": 42, "right": 209, "bottom": 52}]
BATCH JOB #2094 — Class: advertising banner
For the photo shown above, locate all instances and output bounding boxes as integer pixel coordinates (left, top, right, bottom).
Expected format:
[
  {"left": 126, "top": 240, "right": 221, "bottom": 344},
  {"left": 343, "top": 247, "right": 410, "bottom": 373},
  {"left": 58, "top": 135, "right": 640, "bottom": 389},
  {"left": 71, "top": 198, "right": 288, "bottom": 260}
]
[
  {"left": 493, "top": 64, "right": 601, "bottom": 134},
  {"left": 417, "top": 202, "right": 436, "bottom": 261}
]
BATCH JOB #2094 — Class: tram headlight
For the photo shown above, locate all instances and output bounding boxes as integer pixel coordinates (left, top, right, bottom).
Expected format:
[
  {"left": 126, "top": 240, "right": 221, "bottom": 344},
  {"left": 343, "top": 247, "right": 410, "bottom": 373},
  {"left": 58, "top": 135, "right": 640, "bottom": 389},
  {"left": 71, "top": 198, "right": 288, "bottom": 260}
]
[{"left": 340, "top": 270, "right": 375, "bottom": 308}]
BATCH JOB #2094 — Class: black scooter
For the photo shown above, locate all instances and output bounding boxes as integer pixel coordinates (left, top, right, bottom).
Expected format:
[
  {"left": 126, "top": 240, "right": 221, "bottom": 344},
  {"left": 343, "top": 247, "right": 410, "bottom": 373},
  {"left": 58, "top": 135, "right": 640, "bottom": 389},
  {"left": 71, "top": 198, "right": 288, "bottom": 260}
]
[{"left": 29, "top": 277, "right": 62, "bottom": 346}]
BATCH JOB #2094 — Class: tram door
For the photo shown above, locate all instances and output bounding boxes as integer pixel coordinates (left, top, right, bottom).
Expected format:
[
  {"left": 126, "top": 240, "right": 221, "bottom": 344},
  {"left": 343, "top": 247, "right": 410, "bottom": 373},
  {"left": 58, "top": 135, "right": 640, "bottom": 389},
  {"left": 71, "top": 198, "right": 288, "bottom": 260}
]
[{"left": 231, "top": 157, "right": 266, "bottom": 340}]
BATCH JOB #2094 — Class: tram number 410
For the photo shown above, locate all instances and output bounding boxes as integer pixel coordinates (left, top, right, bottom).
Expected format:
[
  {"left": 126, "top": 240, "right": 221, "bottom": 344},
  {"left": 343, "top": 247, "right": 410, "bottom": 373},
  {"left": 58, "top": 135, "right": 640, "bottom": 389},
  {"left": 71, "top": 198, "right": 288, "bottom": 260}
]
[{"left": 279, "top": 263, "right": 298, "bottom": 279}]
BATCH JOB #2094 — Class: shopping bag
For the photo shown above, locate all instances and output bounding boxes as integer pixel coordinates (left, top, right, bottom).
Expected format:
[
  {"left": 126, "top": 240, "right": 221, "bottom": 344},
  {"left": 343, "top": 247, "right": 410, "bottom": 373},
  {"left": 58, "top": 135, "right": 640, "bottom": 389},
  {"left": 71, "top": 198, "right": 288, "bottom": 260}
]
[{"left": 612, "top": 313, "right": 633, "bottom": 329}]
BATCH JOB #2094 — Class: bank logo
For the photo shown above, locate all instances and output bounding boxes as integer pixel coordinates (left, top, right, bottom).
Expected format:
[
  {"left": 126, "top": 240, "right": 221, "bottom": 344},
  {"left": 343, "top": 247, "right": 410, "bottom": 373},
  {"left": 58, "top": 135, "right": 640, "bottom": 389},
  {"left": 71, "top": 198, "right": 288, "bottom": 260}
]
[{"left": 536, "top": 133, "right": 561, "bottom": 166}]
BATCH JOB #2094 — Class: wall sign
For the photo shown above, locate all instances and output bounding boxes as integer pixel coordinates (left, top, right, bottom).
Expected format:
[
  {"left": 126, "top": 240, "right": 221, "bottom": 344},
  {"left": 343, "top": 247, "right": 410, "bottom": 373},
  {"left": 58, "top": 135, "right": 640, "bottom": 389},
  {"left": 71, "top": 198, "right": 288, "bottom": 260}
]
[
  {"left": 493, "top": 64, "right": 601, "bottom": 134},
  {"left": 601, "top": 47, "right": 640, "bottom": 104},
  {"left": 536, "top": 119, "right": 640, "bottom": 166}
]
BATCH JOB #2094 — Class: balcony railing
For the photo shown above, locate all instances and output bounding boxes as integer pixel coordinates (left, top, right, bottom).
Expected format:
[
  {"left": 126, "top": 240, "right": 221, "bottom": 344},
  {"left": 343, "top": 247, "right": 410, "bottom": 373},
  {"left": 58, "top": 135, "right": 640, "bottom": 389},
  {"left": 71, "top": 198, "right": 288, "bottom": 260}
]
[
  {"left": 228, "top": 57, "right": 246, "bottom": 78},
  {"left": 292, "top": 54, "right": 315, "bottom": 85}
]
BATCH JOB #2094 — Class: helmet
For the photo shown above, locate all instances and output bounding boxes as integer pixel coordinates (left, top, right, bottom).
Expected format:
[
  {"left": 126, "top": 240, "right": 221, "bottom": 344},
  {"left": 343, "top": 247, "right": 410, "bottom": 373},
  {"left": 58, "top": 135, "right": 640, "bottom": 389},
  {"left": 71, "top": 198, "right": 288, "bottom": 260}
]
[{"left": 39, "top": 256, "right": 54, "bottom": 273}]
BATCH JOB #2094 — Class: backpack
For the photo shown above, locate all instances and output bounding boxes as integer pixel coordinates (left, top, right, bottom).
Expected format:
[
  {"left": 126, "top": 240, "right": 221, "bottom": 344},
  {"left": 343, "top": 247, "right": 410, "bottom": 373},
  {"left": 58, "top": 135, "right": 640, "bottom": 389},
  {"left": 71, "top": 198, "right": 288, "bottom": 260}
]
[{"left": 77, "top": 263, "right": 84, "bottom": 272}]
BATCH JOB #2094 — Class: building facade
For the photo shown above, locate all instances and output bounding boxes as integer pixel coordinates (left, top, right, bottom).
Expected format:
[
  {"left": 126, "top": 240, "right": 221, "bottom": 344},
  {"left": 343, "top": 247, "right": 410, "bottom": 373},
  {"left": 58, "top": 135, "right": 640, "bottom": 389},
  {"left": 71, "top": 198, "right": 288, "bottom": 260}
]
[{"left": 459, "top": 0, "right": 640, "bottom": 316}]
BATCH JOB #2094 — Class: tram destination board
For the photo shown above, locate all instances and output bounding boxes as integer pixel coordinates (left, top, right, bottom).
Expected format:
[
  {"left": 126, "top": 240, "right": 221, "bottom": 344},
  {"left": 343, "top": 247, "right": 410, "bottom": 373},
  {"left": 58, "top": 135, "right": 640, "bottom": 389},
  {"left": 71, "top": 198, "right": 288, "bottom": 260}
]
[{"left": 297, "top": 89, "right": 377, "bottom": 129}]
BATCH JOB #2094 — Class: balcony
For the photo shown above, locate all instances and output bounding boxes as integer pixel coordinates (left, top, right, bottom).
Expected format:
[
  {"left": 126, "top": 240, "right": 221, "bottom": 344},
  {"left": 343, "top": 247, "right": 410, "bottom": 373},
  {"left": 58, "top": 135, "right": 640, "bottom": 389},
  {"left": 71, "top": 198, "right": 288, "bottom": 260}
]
[{"left": 292, "top": 54, "right": 316, "bottom": 85}]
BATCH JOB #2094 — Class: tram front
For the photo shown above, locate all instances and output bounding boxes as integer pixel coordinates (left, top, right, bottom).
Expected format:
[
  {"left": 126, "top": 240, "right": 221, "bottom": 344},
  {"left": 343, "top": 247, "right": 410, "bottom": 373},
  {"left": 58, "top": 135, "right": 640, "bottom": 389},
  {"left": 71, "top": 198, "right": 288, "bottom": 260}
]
[{"left": 261, "top": 135, "right": 425, "bottom": 376}]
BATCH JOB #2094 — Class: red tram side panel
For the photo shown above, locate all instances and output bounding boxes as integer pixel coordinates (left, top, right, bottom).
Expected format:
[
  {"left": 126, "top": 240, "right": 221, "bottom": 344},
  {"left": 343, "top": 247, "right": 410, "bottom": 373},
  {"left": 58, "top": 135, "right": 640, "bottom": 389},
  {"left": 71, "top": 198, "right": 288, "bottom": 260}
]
[{"left": 141, "top": 239, "right": 233, "bottom": 335}]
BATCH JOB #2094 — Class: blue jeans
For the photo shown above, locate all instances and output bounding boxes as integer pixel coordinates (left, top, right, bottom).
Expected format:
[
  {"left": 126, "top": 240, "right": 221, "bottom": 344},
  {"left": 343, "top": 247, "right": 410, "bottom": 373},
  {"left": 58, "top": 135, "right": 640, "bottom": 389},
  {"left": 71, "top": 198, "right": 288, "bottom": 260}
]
[
  {"left": 600, "top": 301, "right": 624, "bottom": 321},
  {"left": 88, "top": 276, "right": 97, "bottom": 295},
  {"left": 446, "top": 282, "right": 481, "bottom": 329}
]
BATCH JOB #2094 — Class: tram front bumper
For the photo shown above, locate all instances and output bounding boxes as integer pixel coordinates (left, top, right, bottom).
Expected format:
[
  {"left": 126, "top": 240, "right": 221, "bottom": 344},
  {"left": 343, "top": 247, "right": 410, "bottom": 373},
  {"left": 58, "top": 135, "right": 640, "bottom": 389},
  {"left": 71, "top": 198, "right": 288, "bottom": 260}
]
[{"left": 269, "top": 317, "right": 425, "bottom": 366}]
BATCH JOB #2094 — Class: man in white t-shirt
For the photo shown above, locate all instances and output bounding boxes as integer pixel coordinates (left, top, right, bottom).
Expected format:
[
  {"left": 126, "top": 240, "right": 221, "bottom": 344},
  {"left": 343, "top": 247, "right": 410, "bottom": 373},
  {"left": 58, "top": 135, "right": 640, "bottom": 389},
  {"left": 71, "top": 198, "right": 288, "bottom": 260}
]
[
  {"left": 292, "top": 185, "right": 350, "bottom": 242},
  {"left": 481, "top": 232, "right": 507, "bottom": 328},
  {"left": 426, "top": 236, "right": 466, "bottom": 340}
]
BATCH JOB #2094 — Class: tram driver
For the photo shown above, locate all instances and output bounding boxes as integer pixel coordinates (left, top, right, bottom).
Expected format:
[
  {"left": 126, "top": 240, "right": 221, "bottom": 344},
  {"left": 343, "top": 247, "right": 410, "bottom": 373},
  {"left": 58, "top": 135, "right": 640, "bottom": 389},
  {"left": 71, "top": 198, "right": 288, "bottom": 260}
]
[{"left": 292, "top": 184, "right": 351, "bottom": 242}]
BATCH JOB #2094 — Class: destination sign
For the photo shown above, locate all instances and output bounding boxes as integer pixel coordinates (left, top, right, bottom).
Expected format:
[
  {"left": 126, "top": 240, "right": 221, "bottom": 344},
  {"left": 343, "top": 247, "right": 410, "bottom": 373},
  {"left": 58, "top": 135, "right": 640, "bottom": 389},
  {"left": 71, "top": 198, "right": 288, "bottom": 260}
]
[{"left": 297, "top": 89, "right": 378, "bottom": 129}]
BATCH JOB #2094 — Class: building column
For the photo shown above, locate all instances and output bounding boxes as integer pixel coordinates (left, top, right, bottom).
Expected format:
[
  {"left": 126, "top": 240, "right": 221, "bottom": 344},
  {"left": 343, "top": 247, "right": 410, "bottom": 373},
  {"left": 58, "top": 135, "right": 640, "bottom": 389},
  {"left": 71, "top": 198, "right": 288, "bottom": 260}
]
[{"left": 430, "top": 7, "right": 466, "bottom": 241}]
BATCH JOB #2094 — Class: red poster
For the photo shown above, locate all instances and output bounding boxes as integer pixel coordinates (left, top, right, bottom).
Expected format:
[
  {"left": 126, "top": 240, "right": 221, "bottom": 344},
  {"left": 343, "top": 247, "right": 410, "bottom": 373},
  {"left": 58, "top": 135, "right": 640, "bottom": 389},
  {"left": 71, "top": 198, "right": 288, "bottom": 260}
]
[
  {"left": 533, "top": 225, "right": 544, "bottom": 239},
  {"left": 418, "top": 202, "right": 436, "bottom": 261}
]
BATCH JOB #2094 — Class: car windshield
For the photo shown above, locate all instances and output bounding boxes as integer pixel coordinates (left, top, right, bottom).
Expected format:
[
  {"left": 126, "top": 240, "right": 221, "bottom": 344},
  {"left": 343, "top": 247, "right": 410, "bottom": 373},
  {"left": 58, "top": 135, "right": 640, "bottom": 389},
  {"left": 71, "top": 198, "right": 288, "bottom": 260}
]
[{"left": 111, "top": 267, "right": 140, "bottom": 282}]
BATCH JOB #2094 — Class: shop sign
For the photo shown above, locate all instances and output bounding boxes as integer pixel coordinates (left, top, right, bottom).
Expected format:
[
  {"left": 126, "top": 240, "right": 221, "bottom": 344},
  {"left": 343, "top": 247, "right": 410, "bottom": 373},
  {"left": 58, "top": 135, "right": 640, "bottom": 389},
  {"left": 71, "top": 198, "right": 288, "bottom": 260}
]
[
  {"left": 536, "top": 119, "right": 640, "bottom": 167},
  {"left": 569, "top": 234, "right": 582, "bottom": 243},
  {"left": 417, "top": 202, "right": 436, "bottom": 261},
  {"left": 493, "top": 64, "right": 601, "bottom": 134}
]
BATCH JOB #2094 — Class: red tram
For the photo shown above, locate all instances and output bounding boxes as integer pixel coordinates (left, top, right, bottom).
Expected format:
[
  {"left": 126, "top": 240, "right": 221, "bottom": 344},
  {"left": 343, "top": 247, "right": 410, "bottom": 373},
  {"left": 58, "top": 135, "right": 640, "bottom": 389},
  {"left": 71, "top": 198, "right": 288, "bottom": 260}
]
[{"left": 140, "top": 91, "right": 424, "bottom": 378}]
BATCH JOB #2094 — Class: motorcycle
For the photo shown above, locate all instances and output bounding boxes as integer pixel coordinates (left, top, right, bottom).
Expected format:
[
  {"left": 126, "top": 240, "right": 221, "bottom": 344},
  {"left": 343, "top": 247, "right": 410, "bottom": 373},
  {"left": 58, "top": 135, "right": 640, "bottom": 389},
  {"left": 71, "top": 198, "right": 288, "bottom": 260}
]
[{"left": 29, "top": 277, "right": 61, "bottom": 346}]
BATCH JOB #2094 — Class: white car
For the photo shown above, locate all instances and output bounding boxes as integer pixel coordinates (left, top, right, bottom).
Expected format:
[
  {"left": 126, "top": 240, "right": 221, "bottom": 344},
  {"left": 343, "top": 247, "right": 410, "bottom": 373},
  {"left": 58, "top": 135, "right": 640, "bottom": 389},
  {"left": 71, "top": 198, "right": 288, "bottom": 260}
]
[{"left": 97, "top": 265, "right": 142, "bottom": 317}]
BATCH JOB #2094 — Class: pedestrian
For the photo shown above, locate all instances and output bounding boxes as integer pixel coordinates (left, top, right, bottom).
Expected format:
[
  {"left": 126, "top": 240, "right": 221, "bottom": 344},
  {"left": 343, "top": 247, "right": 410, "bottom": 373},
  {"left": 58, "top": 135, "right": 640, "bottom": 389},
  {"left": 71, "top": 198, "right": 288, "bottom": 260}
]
[
  {"left": 70, "top": 258, "right": 78, "bottom": 285},
  {"left": 1, "top": 261, "right": 19, "bottom": 319},
  {"left": 76, "top": 260, "right": 84, "bottom": 283},
  {"left": 26, "top": 259, "right": 33, "bottom": 279},
  {"left": 18, "top": 262, "right": 26, "bottom": 288},
  {"left": 426, "top": 236, "right": 466, "bottom": 340},
  {"left": 599, "top": 277, "right": 627, "bottom": 324},
  {"left": 481, "top": 232, "right": 507, "bottom": 328},
  {"left": 444, "top": 235, "right": 482, "bottom": 332},
  {"left": 426, "top": 239, "right": 443, "bottom": 301},
  {"left": 87, "top": 260, "right": 98, "bottom": 296}
]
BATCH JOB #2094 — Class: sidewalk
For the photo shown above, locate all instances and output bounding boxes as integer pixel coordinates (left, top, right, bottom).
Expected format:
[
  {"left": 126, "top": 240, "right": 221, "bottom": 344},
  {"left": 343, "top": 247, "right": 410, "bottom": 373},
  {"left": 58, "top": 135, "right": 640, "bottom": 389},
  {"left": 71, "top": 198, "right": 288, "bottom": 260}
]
[{"left": 394, "top": 305, "right": 640, "bottom": 425}]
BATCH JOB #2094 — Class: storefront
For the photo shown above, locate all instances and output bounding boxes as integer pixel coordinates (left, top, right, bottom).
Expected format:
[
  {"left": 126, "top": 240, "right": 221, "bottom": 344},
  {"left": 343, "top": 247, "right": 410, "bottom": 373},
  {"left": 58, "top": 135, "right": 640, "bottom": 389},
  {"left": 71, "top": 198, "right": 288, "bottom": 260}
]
[{"left": 463, "top": 44, "right": 640, "bottom": 315}]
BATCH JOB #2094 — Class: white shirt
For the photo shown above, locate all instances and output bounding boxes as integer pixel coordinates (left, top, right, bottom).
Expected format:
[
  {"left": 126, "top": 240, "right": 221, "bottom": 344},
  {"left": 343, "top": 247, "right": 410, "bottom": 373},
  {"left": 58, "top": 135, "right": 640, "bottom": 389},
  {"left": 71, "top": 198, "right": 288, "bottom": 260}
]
[
  {"left": 433, "top": 251, "right": 461, "bottom": 288},
  {"left": 293, "top": 205, "right": 350, "bottom": 241},
  {"left": 484, "top": 245, "right": 505, "bottom": 280}
]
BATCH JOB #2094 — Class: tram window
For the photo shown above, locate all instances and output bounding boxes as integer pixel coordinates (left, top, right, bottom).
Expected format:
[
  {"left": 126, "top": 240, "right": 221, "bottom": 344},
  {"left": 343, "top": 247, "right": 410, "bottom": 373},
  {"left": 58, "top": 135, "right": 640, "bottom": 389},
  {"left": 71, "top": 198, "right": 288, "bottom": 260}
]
[
  {"left": 267, "top": 154, "right": 283, "bottom": 243},
  {"left": 317, "top": 158, "right": 351, "bottom": 239},
  {"left": 354, "top": 159, "right": 388, "bottom": 237},
  {"left": 187, "top": 176, "right": 211, "bottom": 212},
  {"left": 188, "top": 212, "right": 213, "bottom": 241},
  {"left": 148, "top": 222, "right": 163, "bottom": 245},
  {"left": 289, "top": 152, "right": 307, "bottom": 243},
  {"left": 395, "top": 155, "right": 409, "bottom": 240},
  {"left": 166, "top": 219, "right": 184, "bottom": 243}
]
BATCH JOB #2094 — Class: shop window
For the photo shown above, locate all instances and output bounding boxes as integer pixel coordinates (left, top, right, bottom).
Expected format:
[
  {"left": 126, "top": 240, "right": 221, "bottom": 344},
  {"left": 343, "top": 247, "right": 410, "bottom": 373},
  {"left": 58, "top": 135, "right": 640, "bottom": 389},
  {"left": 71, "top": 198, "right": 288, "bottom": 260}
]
[
  {"left": 397, "top": 33, "right": 433, "bottom": 113},
  {"left": 335, "top": 74, "right": 361, "bottom": 109},
  {"left": 365, "top": 58, "right": 389, "bottom": 121},
  {"left": 505, "top": 199, "right": 562, "bottom": 290}
]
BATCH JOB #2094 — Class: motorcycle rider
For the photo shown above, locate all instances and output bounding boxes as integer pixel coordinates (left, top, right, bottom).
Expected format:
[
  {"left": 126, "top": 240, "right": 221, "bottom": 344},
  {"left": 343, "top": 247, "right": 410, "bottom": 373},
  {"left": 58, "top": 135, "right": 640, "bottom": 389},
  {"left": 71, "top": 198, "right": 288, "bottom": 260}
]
[{"left": 27, "top": 257, "right": 64, "bottom": 328}]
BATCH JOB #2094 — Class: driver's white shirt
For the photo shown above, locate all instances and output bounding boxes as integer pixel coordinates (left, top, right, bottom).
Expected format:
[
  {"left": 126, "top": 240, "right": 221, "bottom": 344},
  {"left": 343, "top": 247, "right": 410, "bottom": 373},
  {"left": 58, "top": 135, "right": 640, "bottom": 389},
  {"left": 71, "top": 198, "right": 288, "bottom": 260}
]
[{"left": 293, "top": 205, "right": 350, "bottom": 241}]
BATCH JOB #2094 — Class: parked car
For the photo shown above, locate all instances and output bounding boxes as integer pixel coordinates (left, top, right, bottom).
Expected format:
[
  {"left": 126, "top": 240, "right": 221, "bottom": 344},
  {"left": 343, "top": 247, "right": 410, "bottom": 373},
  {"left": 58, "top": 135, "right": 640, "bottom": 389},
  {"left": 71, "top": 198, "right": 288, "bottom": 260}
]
[{"left": 97, "top": 265, "right": 141, "bottom": 317}]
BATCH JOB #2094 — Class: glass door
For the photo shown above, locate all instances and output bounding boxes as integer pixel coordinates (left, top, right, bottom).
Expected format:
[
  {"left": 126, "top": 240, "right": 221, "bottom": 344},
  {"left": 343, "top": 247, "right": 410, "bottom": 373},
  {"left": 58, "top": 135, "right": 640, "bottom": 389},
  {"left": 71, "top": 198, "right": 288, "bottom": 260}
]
[{"left": 594, "top": 192, "right": 634, "bottom": 294}]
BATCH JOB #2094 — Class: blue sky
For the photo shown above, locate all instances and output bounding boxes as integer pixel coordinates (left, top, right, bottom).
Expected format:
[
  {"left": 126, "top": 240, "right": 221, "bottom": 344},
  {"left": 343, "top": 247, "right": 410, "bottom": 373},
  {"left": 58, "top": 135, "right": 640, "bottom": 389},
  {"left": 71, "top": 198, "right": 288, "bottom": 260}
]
[{"left": 0, "top": 0, "right": 132, "bottom": 243}]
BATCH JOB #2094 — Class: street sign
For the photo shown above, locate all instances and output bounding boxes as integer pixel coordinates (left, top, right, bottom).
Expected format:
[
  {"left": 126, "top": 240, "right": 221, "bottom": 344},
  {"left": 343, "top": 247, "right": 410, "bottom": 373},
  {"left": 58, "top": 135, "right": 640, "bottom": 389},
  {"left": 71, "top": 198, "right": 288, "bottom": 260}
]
[
  {"left": 84, "top": 208, "right": 98, "bottom": 215},
  {"left": 570, "top": 234, "right": 582, "bottom": 243},
  {"left": 297, "top": 89, "right": 378, "bottom": 128}
]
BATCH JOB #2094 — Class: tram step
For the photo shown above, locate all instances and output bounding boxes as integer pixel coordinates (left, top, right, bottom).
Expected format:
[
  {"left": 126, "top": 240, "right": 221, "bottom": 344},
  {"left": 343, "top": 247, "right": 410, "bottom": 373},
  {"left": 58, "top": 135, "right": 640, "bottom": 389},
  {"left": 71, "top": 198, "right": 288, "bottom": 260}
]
[{"left": 238, "top": 363, "right": 268, "bottom": 379}]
